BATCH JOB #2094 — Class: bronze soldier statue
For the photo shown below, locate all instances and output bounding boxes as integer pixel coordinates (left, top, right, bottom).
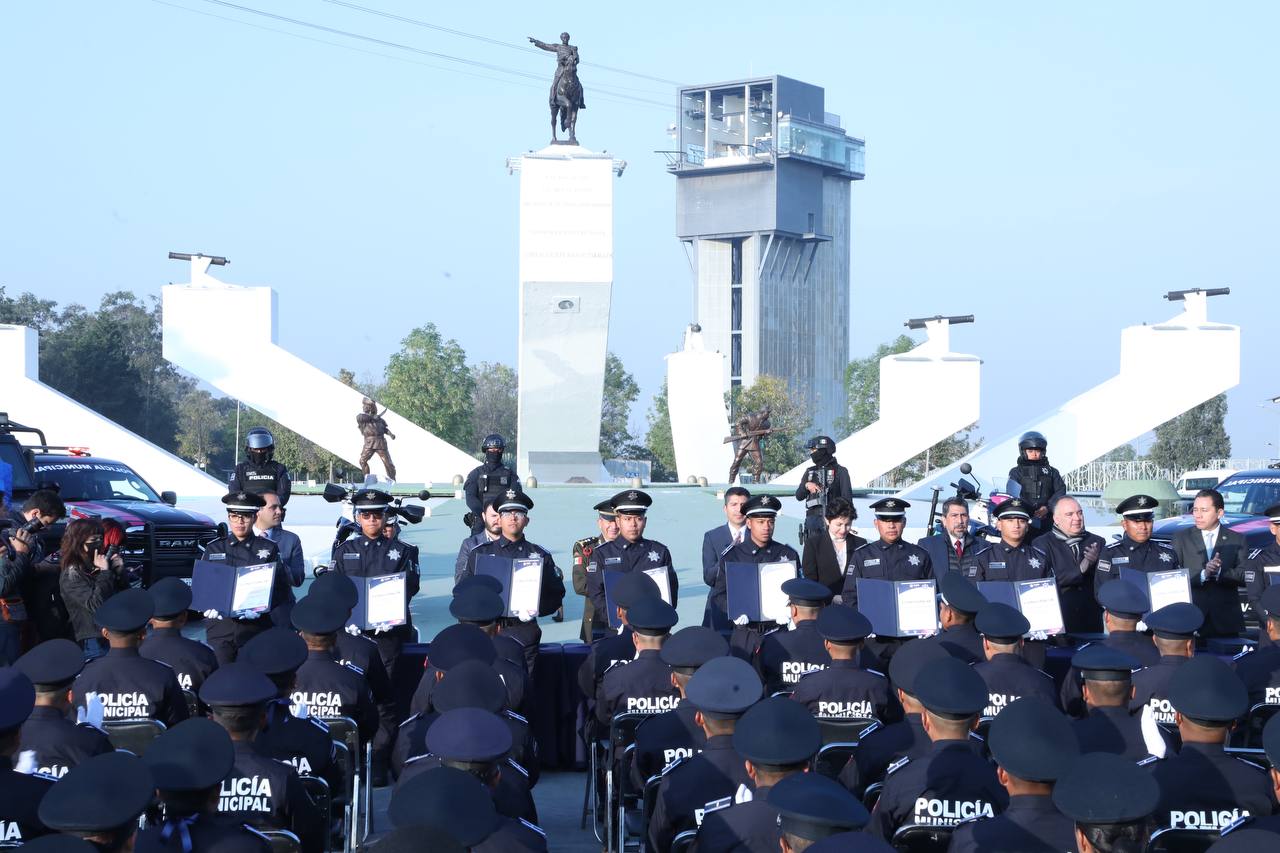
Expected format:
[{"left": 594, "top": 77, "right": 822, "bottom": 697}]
[
  {"left": 529, "top": 32, "right": 585, "bottom": 145},
  {"left": 725, "top": 406, "right": 775, "bottom": 483},
  {"left": 357, "top": 397, "right": 397, "bottom": 480}
]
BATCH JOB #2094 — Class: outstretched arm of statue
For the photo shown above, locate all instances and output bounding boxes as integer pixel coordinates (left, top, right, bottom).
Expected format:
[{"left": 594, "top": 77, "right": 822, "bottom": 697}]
[{"left": 529, "top": 37, "right": 554, "bottom": 51}]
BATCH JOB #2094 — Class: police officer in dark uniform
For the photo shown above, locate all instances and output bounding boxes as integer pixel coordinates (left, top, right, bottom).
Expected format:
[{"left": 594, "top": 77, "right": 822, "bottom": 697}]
[
  {"left": 796, "top": 435, "right": 854, "bottom": 546},
  {"left": 1007, "top": 431, "right": 1065, "bottom": 535},
  {"left": 1060, "top": 579, "right": 1159, "bottom": 716},
  {"left": 790, "top": 604, "right": 893, "bottom": 721},
  {"left": 1149, "top": 655, "right": 1274, "bottom": 833},
  {"left": 202, "top": 490, "right": 287, "bottom": 664},
  {"left": 137, "top": 717, "right": 272, "bottom": 853},
  {"left": 840, "top": 498, "right": 933, "bottom": 608},
  {"left": 922, "top": 571, "right": 988, "bottom": 664},
  {"left": 972, "top": 603, "right": 1057, "bottom": 718},
  {"left": 970, "top": 498, "right": 1055, "bottom": 581},
  {"left": 950, "top": 696, "right": 1078, "bottom": 853},
  {"left": 0, "top": 668, "right": 55, "bottom": 843},
  {"left": 1069, "top": 645, "right": 1167, "bottom": 762},
  {"left": 629, "top": 626, "right": 728, "bottom": 787},
  {"left": 584, "top": 490, "right": 679, "bottom": 631},
  {"left": 388, "top": 765, "right": 547, "bottom": 851},
  {"left": 463, "top": 435, "right": 521, "bottom": 534},
  {"left": 37, "top": 751, "right": 155, "bottom": 852},
  {"left": 140, "top": 576, "right": 219, "bottom": 694},
  {"left": 1222, "top": 715, "right": 1280, "bottom": 837},
  {"left": 648, "top": 656, "right": 763, "bottom": 852},
  {"left": 573, "top": 499, "right": 618, "bottom": 642},
  {"left": 305, "top": 570, "right": 396, "bottom": 731},
  {"left": 695, "top": 697, "right": 827, "bottom": 852},
  {"left": 755, "top": 578, "right": 834, "bottom": 693},
  {"left": 596, "top": 597, "right": 680, "bottom": 724},
  {"left": 577, "top": 571, "right": 662, "bottom": 713},
  {"left": 1234, "top": 585, "right": 1280, "bottom": 707},
  {"left": 229, "top": 427, "right": 292, "bottom": 505},
  {"left": 1129, "top": 602, "right": 1202, "bottom": 726},
  {"left": 73, "top": 588, "right": 188, "bottom": 727},
  {"left": 709, "top": 495, "right": 800, "bottom": 632},
  {"left": 13, "top": 638, "right": 112, "bottom": 777},
  {"left": 449, "top": 583, "right": 530, "bottom": 693},
  {"left": 1242, "top": 504, "right": 1280, "bottom": 649},
  {"left": 288, "top": 594, "right": 379, "bottom": 746},
  {"left": 1094, "top": 494, "right": 1181, "bottom": 595},
  {"left": 199, "top": 662, "right": 326, "bottom": 853},
  {"left": 770, "top": 774, "right": 879, "bottom": 852},
  {"left": 410, "top": 623, "right": 525, "bottom": 718},
  {"left": 1052, "top": 752, "right": 1160, "bottom": 853},
  {"left": 869, "top": 656, "right": 1008, "bottom": 840}
]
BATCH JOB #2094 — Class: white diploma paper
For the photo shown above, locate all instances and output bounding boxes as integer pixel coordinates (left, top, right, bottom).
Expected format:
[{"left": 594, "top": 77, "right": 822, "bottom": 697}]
[
  {"left": 643, "top": 567, "right": 673, "bottom": 605},
  {"left": 759, "top": 561, "right": 798, "bottom": 624},
  {"left": 896, "top": 581, "right": 939, "bottom": 637},
  {"left": 366, "top": 574, "right": 407, "bottom": 627},
  {"left": 1147, "top": 569, "right": 1192, "bottom": 611},
  {"left": 1016, "top": 578, "right": 1064, "bottom": 635},
  {"left": 231, "top": 563, "right": 275, "bottom": 614},
  {"left": 508, "top": 558, "right": 544, "bottom": 617}
]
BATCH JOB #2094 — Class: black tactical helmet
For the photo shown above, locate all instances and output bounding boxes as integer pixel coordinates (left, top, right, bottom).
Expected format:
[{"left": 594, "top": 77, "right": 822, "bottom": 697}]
[
  {"left": 1018, "top": 431, "right": 1048, "bottom": 452},
  {"left": 806, "top": 436, "right": 835, "bottom": 451},
  {"left": 245, "top": 427, "right": 274, "bottom": 463},
  {"left": 481, "top": 434, "right": 506, "bottom": 453}
]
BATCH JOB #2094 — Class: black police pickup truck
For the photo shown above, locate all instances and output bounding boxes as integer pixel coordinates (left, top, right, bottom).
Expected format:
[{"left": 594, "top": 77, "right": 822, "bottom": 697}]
[
  {"left": 1, "top": 415, "right": 221, "bottom": 585},
  {"left": 1152, "top": 468, "right": 1280, "bottom": 551}
]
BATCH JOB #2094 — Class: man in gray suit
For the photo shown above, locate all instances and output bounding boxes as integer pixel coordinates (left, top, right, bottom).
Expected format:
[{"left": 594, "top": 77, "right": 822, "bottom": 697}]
[
  {"left": 701, "top": 487, "right": 749, "bottom": 630},
  {"left": 1172, "top": 488, "right": 1247, "bottom": 638},
  {"left": 454, "top": 503, "right": 501, "bottom": 583},
  {"left": 255, "top": 490, "right": 305, "bottom": 600}
]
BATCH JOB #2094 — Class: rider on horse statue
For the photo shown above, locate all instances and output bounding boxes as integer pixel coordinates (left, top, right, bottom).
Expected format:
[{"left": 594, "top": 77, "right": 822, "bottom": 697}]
[{"left": 529, "top": 32, "right": 586, "bottom": 145}]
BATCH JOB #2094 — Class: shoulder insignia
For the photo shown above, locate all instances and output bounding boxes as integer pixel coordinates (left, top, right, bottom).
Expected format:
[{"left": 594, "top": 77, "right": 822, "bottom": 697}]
[
  {"left": 243, "top": 826, "right": 273, "bottom": 842},
  {"left": 1222, "top": 815, "right": 1254, "bottom": 835},
  {"left": 398, "top": 713, "right": 421, "bottom": 729},
  {"left": 1234, "top": 756, "right": 1267, "bottom": 771},
  {"left": 886, "top": 756, "right": 911, "bottom": 776},
  {"left": 703, "top": 795, "right": 733, "bottom": 815},
  {"left": 32, "top": 770, "right": 60, "bottom": 782},
  {"left": 307, "top": 717, "right": 330, "bottom": 733},
  {"left": 574, "top": 537, "right": 595, "bottom": 549},
  {"left": 852, "top": 542, "right": 871, "bottom": 553},
  {"left": 859, "top": 721, "right": 882, "bottom": 738},
  {"left": 342, "top": 662, "right": 365, "bottom": 675},
  {"left": 1248, "top": 548, "right": 1264, "bottom": 560},
  {"left": 661, "top": 756, "right": 688, "bottom": 777},
  {"left": 1136, "top": 755, "right": 1161, "bottom": 766},
  {"left": 1233, "top": 648, "right": 1253, "bottom": 661},
  {"left": 517, "top": 818, "right": 547, "bottom": 837},
  {"left": 717, "top": 542, "right": 736, "bottom": 559},
  {"left": 505, "top": 710, "right": 528, "bottom": 724},
  {"left": 505, "top": 758, "right": 529, "bottom": 778},
  {"left": 968, "top": 730, "right": 985, "bottom": 743},
  {"left": 602, "top": 659, "right": 629, "bottom": 677},
  {"left": 866, "top": 669, "right": 886, "bottom": 678},
  {"left": 402, "top": 754, "right": 433, "bottom": 768}
]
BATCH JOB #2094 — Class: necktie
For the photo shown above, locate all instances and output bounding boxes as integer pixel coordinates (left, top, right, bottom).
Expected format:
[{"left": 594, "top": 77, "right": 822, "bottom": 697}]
[
  {"left": 1204, "top": 531, "right": 1215, "bottom": 560},
  {"left": 954, "top": 539, "right": 964, "bottom": 560}
]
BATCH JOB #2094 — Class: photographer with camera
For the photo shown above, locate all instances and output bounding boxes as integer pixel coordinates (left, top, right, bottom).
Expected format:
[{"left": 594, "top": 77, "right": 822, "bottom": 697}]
[
  {"left": 57, "top": 518, "right": 129, "bottom": 661},
  {"left": 0, "top": 490, "right": 67, "bottom": 663}
]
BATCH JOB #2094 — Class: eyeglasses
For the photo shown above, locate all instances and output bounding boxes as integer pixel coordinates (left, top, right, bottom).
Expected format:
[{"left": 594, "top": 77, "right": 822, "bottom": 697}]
[{"left": 227, "top": 511, "right": 255, "bottom": 520}]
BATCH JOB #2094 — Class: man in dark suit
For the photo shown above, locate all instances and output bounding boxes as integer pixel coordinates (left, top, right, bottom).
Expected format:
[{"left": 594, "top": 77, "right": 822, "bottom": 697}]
[
  {"left": 254, "top": 491, "right": 305, "bottom": 601},
  {"left": 701, "top": 487, "right": 749, "bottom": 630},
  {"left": 916, "top": 497, "right": 988, "bottom": 580},
  {"left": 1173, "top": 488, "right": 1247, "bottom": 638}
]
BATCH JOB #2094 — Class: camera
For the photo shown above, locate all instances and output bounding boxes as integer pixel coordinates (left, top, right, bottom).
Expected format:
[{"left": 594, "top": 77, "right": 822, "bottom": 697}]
[
  {"left": 20, "top": 517, "right": 45, "bottom": 535},
  {"left": 462, "top": 511, "right": 475, "bottom": 529}
]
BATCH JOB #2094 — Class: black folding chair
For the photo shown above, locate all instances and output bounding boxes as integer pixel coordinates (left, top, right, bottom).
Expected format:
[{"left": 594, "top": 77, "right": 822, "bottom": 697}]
[
  {"left": 298, "top": 775, "right": 333, "bottom": 853},
  {"left": 813, "top": 741, "right": 860, "bottom": 780},
  {"left": 815, "top": 716, "right": 876, "bottom": 745},
  {"left": 181, "top": 688, "right": 201, "bottom": 718},
  {"left": 104, "top": 719, "right": 167, "bottom": 756},
  {"left": 260, "top": 829, "right": 302, "bottom": 853},
  {"left": 1146, "top": 827, "right": 1219, "bottom": 853},
  {"left": 606, "top": 713, "right": 649, "bottom": 852},
  {"left": 641, "top": 772, "right": 664, "bottom": 849},
  {"left": 615, "top": 743, "right": 646, "bottom": 852},
  {"left": 862, "top": 781, "right": 884, "bottom": 812},
  {"left": 581, "top": 717, "right": 607, "bottom": 841},
  {"left": 322, "top": 717, "right": 363, "bottom": 852},
  {"left": 670, "top": 829, "right": 698, "bottom": 853},
  {"left": 1228, "top": 702, "right": 1280, "bottom": 752},
  {"left": 891, "top": 824, "right": 953, "bottom": 853}
]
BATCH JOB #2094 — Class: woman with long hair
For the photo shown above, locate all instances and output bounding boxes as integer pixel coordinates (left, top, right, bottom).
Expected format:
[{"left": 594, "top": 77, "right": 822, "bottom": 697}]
[{"left": 58, "top": 518, "right": 128, "bottom": 660}]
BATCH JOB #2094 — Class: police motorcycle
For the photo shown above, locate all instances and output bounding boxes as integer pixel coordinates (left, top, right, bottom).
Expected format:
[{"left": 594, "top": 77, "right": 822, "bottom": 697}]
[
  {"left": 924, "top": 462, "right": 1007, "bottom": 542},
  {"left": 315, "top": 482, "right": 430, "bottom": 570}
]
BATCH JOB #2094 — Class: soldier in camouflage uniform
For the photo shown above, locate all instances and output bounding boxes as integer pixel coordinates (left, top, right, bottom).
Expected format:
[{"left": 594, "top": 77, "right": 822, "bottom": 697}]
[{"left": 573, "top": 500, "right": 620, "bottom": 643}]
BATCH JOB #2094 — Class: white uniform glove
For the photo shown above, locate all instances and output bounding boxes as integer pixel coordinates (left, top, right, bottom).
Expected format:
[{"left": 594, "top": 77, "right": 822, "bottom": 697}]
[
  {"left": 202, "top": 609, "right": 223, "bottom": 621},
  {"left": 374, "top": 624, "right": 391, "bottom": 634},
  {"left": 1140, "top": 704, "right": 1167, "bottom": 759},
  {"left": 518, "top": 610, "right": 536, "bottom": 623},
  {"left": 292, "top": 699, "right": 310, "bottom": 719},
  {"left": 78, "top": 692, "right": 105, "bottom": 728},
  {"left": 14, "top": 750, "right": 37, "bottom": 774},
  {"left": 344, "top": 624, "right": 362, "bottom": 636},
  {"left": 733, "top": 614, "right": 749, "bottom": 627}
]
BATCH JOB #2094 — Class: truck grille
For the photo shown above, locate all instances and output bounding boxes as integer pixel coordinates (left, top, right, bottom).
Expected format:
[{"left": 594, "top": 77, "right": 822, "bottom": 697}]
[{"left": 132, "top": 524, "right": 222, "bottom": 583}]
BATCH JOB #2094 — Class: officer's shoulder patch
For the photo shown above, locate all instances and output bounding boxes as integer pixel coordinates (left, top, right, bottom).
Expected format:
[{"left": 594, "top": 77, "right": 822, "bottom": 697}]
[
  {"left": 968, "top": 730, "right": 985, "bottom": 744},
  {"left": 506, "top": 758, "right": 529, "bottom": 778},
  {"left": 342, "top": 662, "right": 365, "bottom": 676},
  {"left": 402, "top": 754, "right": 433, "bottom": 768},
  {"left": 398, "top": 713, "right": 421, "bottom": 729},
  {"left": 517, "top": 818, "right": 546, "bottom": 838},
  {"left": 307, "top": 716, "right": 330, "bottom": 733},
  {"left": 859, "top": 721, "right": 882, "bottom": 738},
  {"left": 1234, "top": 756, "right": 1268, "bottom": 772},
  {"left": 1248, "top": 548, "right": 1265, "bottom": 560},
  {"left": 505, "top": 710, "right": 528, "bottom": 724},
  {"left": 661, "top": 756, "right": 689, "bottom": 777},
  {"left": 1136, "top": 755, "right": 1161, "bottom": 767},
  {"left": 702, "top": 795, "right": 733, "bottom": 815},
  {"left": 866, "top": 669, "right": 886, "bottom": 679},
  {"left": 31, "top": 770, "right": 60, "bottom": 782},
  {"left": 1222, "top": 814, "right": 1254, "bottom": 835},
  {"left": 1232, "top": 648, "right": 1253, "bottom": 661},
  {"left": 886, "top": 756, "right": 911, "bottom": 776}
]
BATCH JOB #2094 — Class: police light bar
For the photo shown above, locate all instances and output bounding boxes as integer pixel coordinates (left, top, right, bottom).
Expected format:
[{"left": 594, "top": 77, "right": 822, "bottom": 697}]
[
  {"left": 68, "top": 447, "right": 91, "bottom": 456},
  {"left": 168, "top": 252, "right": 229, "bottom": 266},
  {"left": 1165, "top": 287, "right": 1229, "bottom": 301},
  {"left": 904, "top": 314, "right": 975, "bottom": 330}
]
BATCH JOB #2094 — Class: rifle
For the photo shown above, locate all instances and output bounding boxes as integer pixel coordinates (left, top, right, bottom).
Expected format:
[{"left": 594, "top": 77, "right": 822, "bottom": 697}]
[{"left": 722, "top": 428, "right": 778, "bottom": 444}]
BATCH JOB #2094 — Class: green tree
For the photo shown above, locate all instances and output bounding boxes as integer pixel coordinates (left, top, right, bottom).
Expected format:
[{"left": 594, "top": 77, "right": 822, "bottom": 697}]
[
  {"left": 642, "top": 380, "right": 676, "bottom": 481},
  {"left": 600, "top": 352, "right": 640, "bottom": 459},
  {"left": 1148, "top": 394, "right": 1231, "bottom": 473},
  {"left": 729, "top": 375, "right": 810, "bottom": 477},
  {"left": 836, "top": 334, "right": 916, "bottom": 435},
  {"left": 380, "top": 324, "right": 474, "bottom": 449},
  {"left": 1100, "top": 443, "right": 1139, "bottom": 462},
  {"left": 470, "top": 362, "right": 518, "bottom": 459},
  {"left": 175, "top": 389, "right": 224, "bottom": 470}
]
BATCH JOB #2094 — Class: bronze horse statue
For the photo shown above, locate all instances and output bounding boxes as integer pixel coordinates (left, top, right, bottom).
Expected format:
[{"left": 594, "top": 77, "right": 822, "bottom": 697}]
[{"left": 529, "top": 32, "right": 585, "bottom": 145}]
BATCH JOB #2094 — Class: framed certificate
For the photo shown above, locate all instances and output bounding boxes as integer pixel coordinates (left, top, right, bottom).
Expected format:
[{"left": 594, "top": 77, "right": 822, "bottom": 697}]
[
  {"left": 1119, "top": 568, "right": 1191, "bottom": 613},
  {"left": 191, "top": 559, "right": 277, "bottom": 616},
  {"left": 349, "top": 573, "right": 407, "bottom": 630},
  {"left": 726, "top": 560, "right": 799, "bottom": 623},
  {"left": 475, "top": 555, "right": 544, "bottom": 618},
  {"left": 978, "top": 578, "right": 1065, "bottom": 636},
  {"left": 857, "top": 578, "right": 938, "bottom": 638},
  {"left": 642, "top": 567, "right": 673, "bottom": 605}
]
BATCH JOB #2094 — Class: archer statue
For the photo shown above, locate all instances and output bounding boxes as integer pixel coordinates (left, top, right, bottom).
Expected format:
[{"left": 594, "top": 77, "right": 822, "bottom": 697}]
[
  {"left": 724, "top": 406, "right": 776, "bottom": 483},
  {"left": 529, "top": 32, "right": 585, "bottom": 145}
]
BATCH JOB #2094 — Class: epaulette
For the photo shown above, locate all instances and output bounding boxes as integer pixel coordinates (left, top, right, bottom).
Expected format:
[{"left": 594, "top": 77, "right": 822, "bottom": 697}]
[
  {"left": 517, "top": 818, "right": 546, "bottom": 837},
  {"left": 398, "top": 713, "right": 421, "bottom": 729},
  {"left": 151, "top": 658, "right": 176, "bottom": 671},
  {"left": 885, "top": 756, "right": 910, "bottom": 776},
  {"left": 1103, "top": 540, "right": 1123, "bottom": 550},
  {"left": 1234, "top": 756, "right": 1268, "bottom": 771},
  {"left": 506, "top": 758, "right": 529, "bottom": 778},
  {"left": 32, "top": 770, "right": 60, "bottom": 782},
  {"left": 717, "top": 542, "right": 736, "bottom": 559},
  {"left": 661, "top": 755, "right": 689, "bottom": 777},
  {"left": 574, "top": 537, "right": 596, "bottom": 550},
  {"left": 968, "top": 730, "right": 985, "bottom": 744},
  {"left": 859, "top": 721, "right": 882, "bottom": 738},
  {"left": 866, "top": 669, "right": 886, "bottom": 678},
  {"left": 602, "top": 659, "right": 629, "bottom": 677},
  {"left": 307, "top": 716, "right": 330, "bottom": 733},
  {"left": 505, "top": 709, "right": 529, "bottom": 724},
  {"left": 702, "top": 795, "right": 732, "bottom": 815},
  {"left": 1222, "top": 814, "right": 1254, "bottom": 835},
  {"left": 1136, "top": 755, "right": 1161, "bottom": 767},
  {"left": 852, "top": 542, "right": 872, "bottom": 553},
  {"left": 1248, "top": 548, "right": 1265, "bottom": 560},
  {"left": 342, "top": 662, "right": 365, "bottom": 676},
  {"left": 1232, "top": 648, "right": 1254, "bottom": 661},
  {"left": 402, "top": 753, "right": 433, "bottom": 768}
]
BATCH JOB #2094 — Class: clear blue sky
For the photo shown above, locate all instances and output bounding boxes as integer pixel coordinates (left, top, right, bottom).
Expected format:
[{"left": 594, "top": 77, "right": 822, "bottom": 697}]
[{"left": 3, "top": 2, "right": 1277, "bottom": 458}]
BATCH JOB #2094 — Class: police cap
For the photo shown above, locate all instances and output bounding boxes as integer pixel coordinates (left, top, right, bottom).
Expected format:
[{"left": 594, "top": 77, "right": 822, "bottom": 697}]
[
  {"left": 627, "top": 596, "right": 678, "bottom": 636},
  {"left": 149, "top": 576, "right": 193, "bottom": 618},
  {"left": 1071, "top": 644, "right": 1139, "bottom": 682},
  {"left": 1166, "top": 654, "right": 1248, "bottom": 723},
  {"left": 610, "top": 489, "right": 652, "bottom": 516},
  {"left": 912, "top": 656, "right": 988, "bottom": 719},
  {"left": 94, "top": 587, "right": 154, "bottom": 633},
  {"left": 685, "top": 655, "right": 762, "bottom": 719},
  {"left": 782, "top": 577, "right": 834, "bottom": 608},
  {"left": 490, "top": 489, "right": 533, "bottom": 514},
  {"left": 1052, "top": 752, "right": 1159, "bottom": 824},
  {"left": 816, "top": 605, "right": 872, "bottom": 643},
  {"left": 428, "top": 623, "right": 496, "bottom": 670},
  {"left": 659, "top": 626, "right": 728, "bottom": 674},
  {"left": 290, "top": 592, "right": 350, "bottom": 635},
  {"left": 388, "top": 766, "right": 500, "bottom": 844},
  {"left": 198, "top": 661, "right": 278, "bottom": 707},
  {"left": 432, "top": 660, "right": 508, "bottom": 714},
  {"left": 806, "top": 436, "right": 835, "bottom": 451},
  {"left": 38, "top": 752, "right": 155, "bottom": 832},
  {"left": 612, "top": 570, "right": 662, "bottom": 609},
  {"left": 1265, "top": 504, "right": 1280, "bottom": 524},
  {"left": 593, "top": 499, "right": 617, "bottom": 520},
  {"left": 1144, "top": 601, "right": 1204, "bottom": 640},
  {"left": 449, "top": 587, "right": 505, "bottom": 624},
  {"left": 14, "top": 638, "right": 85, "bottom": 688},
  {"left": 939, "top": 571, "right": 986, "bottom": 616},
  {"left": 1264, "top": 712, "right": 1280, "bottom": 768},
  {"left": 992, "top": 498, "right": 1031, "bottom": 520},
  {"left": 144, "top": 717, "right": 235, "bottom": 791},
  {"left": 975, "top": 602, "right": 1029, "bottom": 643},
  {"left": 1209, "top": 830, "right": 1280, "bottom": 853},
  {"left": 313, "top": 570, "right": 360, "bottom": 609},
  {"left": 18, "top": 837, "right": 100, "bottom": 853},
  {"left": 886, "top": 635, "right": 951, "bottom": 697},
  {"left": 1116, "top": 494, "right": 1158, "bottom": 520},
  {"left": 1259, "top": 585, "right": 1280, "bottom": 621},
  {"left": 242, "top": 626, "right": 308, "bottom": 675},
  {"left": 453, "top": 574, "right": 504, "bottom": 597},
  {"left": 742, "top": 494, "right": 782, "bottom": 518},
  {"left": 353, "top": 489, "right": 392, "bottom": 512},
  {"left": 1096, "top": 578, "right": 1149, "bottom": 619},
  {"left": 222, "top": 490, "right": 265, "bottom": 513},
  {"left": 372, "top": 826, "right": 465, "bottom": 853},
  {"left": 0, "top": 667, "right": 35, "bottom": 729},
  {"left": 769, "top": 772, "right": 870, "bottom": 840},
  {"left": 806, "top": 833, "right": 895, "bottom": 853},
  {"left": 988, "top": 697, "right": 1077, "bottom": 782},
  {"left": 425, "top": 708, "right": 512, "bottom": 765},
  {"left": 869, "top": 497, "right": 909, "bottom": 519},
  {"left": 733, "top": 696, "right": 822, "bottom": 766}
]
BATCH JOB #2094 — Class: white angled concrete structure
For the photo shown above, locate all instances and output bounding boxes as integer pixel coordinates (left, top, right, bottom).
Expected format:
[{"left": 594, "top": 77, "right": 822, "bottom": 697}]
[
  {"left": 510, "top": 144, "right": 625, "bottom": 482},
  {"left": 899, "top": 291, "right": 1241, "bottom": 501},
  {"left": 0, "top": 324, "right": 225, "bottom": 497},
  {"left": 666, "top": 325, "right": 734, "bottom": 483},
  {"left": 775, "top": 317, "right": 981, "bottom": 487},
  {"left": 161, "top": 257, "right": 476, "bottom": 485}
]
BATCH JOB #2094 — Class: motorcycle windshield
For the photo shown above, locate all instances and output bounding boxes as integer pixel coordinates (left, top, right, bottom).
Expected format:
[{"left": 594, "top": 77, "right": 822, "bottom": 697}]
[{"left": 1004, "top": 479, "right": 1023, "bottom": 498}]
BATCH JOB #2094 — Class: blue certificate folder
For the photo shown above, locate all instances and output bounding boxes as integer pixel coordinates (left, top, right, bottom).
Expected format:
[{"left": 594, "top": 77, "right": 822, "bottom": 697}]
[
  {"left": 856, "top": 578, "right": 938, "bottom": 638},
  {"left": 725, "top": 560, "right": 798, "bottom": 623},
  {"left": 191, "top": 559, "right": 276, "bottom": 615},
  {"left": 350, "top": 573, "right": 408, "bottom": 630},
  {"left": 475, "top": 554, "right": 543, "bottom": 618}
]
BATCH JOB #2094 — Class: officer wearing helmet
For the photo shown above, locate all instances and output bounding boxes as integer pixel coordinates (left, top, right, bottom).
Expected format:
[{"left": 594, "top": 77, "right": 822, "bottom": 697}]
[
  {"left": 230, "top": 427, "right": 292, "bottom": 505},
  {"left": 1008, "top": 431, "right": 1065, "bottom": 533},
  {"left": 463, "top": 435, "right": 522, "bottom": 534},
  {"left": 795, "top": 436, "right": 854, "bottom": 546}
]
